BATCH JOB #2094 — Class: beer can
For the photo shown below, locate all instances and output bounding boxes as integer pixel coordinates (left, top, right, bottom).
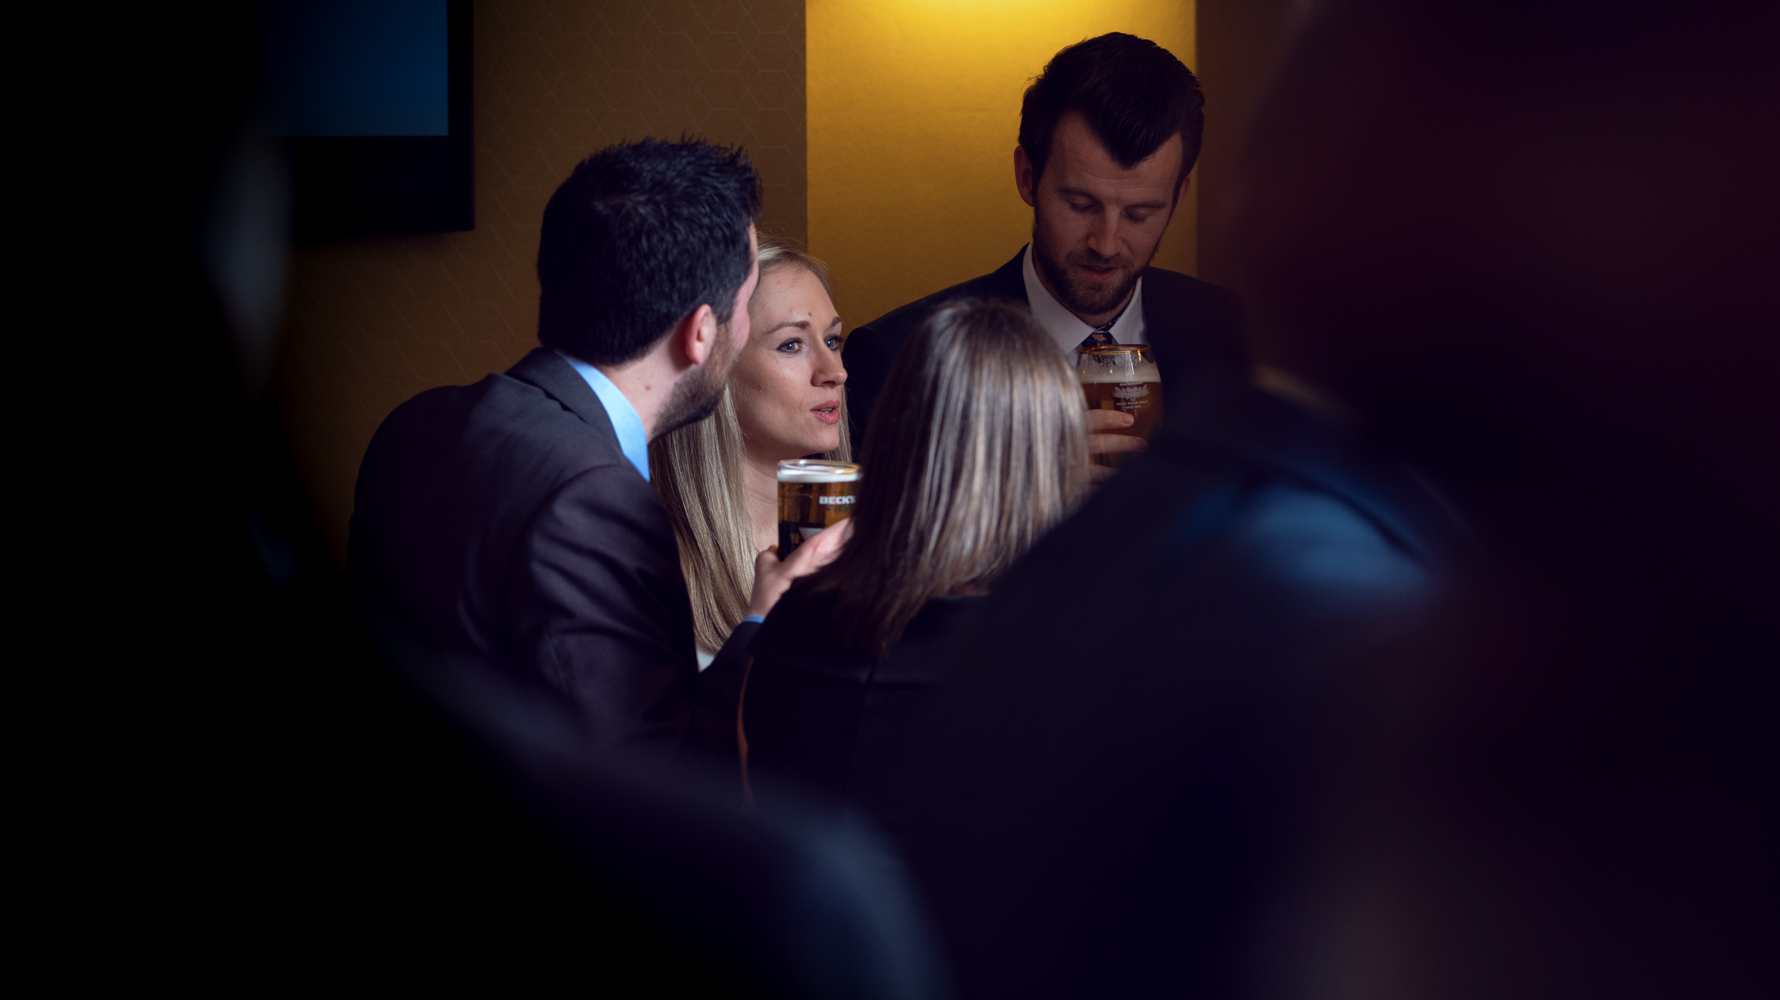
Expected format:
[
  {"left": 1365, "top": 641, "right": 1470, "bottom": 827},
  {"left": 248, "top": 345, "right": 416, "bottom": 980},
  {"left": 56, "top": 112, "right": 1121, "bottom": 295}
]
[{"left": 776, "top": 460, "right": 861, "bottom": 557}]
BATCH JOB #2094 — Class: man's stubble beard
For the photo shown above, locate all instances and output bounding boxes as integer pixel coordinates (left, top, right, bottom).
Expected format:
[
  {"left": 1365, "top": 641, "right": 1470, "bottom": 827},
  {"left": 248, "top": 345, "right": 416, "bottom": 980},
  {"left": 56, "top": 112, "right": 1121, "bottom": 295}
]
[
  {"left": 653, "top": 317, "right": 742, "bottom": 438},
  {"left": 1032, "top": 223, "right": 1152, "bottom": 320}
]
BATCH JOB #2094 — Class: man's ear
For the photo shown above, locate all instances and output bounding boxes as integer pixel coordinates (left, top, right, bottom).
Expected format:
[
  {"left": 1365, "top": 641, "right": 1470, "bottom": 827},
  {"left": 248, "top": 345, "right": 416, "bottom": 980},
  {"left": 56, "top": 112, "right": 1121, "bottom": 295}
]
[
  {"left": 1014, "top": 146, "right": 1038, "bottom": 208},
  {"left": 672, "top": 303, "right": 719, "bottom": 369},
  {"left": 1160, "top": 171, "right": 1193, "bottom": 229}
]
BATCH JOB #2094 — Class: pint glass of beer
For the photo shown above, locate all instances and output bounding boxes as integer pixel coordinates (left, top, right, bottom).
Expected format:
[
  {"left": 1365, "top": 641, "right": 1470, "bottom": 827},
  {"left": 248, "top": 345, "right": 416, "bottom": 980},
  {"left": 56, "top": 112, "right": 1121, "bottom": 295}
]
[
  {"left": 1078, "top": 344, "right": 1163, "bottom": 467},
  {"left": 776, "top": 459, "right": 861, "bottom": 557}
]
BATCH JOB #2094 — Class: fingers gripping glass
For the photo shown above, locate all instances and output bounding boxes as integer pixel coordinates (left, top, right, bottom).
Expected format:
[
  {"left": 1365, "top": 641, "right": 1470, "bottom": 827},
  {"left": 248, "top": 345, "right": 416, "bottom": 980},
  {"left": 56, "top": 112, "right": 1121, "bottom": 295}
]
[{"left": 1078, "top": 344, "right": 1163, "bottom": 468}]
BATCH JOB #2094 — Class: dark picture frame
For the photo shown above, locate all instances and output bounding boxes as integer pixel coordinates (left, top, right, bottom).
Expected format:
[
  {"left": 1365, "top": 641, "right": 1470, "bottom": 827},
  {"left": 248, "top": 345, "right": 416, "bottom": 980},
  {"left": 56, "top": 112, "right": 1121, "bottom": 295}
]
[{"left": 286, "top": 0, "right": 472, "bottom": 241}]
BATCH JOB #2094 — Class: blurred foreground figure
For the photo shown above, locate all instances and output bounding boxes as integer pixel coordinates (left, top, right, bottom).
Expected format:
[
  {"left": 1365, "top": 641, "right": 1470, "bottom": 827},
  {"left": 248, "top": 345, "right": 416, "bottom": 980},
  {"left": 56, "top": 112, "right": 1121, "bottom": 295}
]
[
  {"left": 1237, "top": 1, "right": 1779, "bottom": 995},
  {"left": 896, "top": 363, "right": 1460, "bottom": 998},
  {"left": 896, "top": 0, "right": 1777, "bottom": 996}
]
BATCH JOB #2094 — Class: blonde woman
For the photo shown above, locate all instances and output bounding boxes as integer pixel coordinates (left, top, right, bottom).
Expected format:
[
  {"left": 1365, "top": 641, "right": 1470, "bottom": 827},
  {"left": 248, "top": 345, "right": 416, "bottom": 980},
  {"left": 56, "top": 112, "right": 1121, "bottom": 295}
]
[
  {"left": 650, "top": 239, "right": 853, "bottom": 666},
  {"left": 739, "top": 299, "right": 1091, "bottom": 810}
]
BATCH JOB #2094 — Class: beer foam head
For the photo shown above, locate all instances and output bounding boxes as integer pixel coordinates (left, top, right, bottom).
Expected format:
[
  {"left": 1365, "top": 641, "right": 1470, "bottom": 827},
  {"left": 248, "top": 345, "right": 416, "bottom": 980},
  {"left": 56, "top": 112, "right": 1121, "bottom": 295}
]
[
  {"left": 777, "top": 459, "right": 862, "bottom": 483},
  {"left": 1078, "top": 354, "right": 1161, "bottom": 383}
]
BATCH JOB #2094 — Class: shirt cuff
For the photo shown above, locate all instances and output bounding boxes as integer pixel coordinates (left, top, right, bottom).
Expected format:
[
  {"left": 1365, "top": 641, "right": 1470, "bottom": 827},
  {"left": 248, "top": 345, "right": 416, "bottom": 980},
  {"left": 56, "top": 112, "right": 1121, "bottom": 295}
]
[{"left": 741, "top": 615, "right": 765, "bottom": 625}]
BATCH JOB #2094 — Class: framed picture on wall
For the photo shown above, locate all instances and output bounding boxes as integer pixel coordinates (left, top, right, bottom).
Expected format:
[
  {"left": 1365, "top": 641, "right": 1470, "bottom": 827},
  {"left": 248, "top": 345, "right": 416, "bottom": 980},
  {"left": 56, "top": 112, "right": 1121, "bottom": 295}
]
[{"left": 265, "top": 0, "right": 472, "bottom": 240}]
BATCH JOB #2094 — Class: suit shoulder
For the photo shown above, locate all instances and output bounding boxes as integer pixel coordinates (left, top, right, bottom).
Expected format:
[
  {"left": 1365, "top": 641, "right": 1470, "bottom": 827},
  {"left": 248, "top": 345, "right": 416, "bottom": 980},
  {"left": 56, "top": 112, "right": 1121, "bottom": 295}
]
[
  {"left": 366, "top": 371, "right": 626, "bottom": 489},
  {"left": 361, "top": 380, "right": 476, "bottom": 467},
  {"left": 1142, "top": 268, "right": 1250, "bottom": 368},
  {"left": 1144, "top": 267, "right": 1241, "bottom": 309}
]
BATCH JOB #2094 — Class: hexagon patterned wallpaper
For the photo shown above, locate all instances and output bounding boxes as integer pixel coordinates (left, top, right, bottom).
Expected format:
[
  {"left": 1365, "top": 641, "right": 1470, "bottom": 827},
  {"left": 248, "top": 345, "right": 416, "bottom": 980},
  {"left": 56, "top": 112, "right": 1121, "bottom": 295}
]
[{"left": 278, "top": 0, "right": 806, "bottom": 560}]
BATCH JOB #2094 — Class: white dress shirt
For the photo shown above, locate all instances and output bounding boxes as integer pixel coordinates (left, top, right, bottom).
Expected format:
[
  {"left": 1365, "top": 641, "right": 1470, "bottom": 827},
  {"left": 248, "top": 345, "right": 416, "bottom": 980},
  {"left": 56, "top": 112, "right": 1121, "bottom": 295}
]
[{"left": 1020, "top": 243, "right": 1147, "bottom": 366}]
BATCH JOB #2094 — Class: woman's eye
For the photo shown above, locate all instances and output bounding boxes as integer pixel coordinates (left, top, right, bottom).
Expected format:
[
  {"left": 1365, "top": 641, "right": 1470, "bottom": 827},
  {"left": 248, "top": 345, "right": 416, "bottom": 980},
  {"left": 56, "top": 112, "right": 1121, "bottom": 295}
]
[
  {"left": 777, "top": 338, "right": 803, "bottom": 354},
  {"left": 825, "top": 335, "right": 843, "bottom": 351}
]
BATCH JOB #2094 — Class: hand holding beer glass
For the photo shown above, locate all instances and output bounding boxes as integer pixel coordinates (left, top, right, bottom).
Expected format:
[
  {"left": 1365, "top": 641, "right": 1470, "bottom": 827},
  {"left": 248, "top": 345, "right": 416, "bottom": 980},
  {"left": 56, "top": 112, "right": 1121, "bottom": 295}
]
[
  {"left": 1078, "top": 345, "right": 1162, "bottom": 476},
  {"left": 742, "top": 459, "right": 861, "bottom": 620}
]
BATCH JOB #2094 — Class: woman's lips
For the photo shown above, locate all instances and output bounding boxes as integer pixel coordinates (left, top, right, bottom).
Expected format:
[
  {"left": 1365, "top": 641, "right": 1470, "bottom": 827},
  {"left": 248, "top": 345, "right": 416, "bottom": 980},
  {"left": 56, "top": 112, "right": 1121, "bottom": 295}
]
[{"left": 812, "top": 400, "right": 841, "bottom": 425}]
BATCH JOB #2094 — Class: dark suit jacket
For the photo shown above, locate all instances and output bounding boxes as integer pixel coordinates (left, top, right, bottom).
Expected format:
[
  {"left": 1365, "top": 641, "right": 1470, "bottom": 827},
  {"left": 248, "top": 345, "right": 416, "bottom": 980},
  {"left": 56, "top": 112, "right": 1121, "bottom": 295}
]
[
  {"left": 892, "top": 368, "right": 1465, "bottom": 998},
  {"left": 349, "top": 347, "right": 752, "bottom": 761},
  {"left": 842, "top": 247, "right": 1251, "bottom": 452},
  {"left": 740, "top": 588, "right": 982, "bottom": 824}
]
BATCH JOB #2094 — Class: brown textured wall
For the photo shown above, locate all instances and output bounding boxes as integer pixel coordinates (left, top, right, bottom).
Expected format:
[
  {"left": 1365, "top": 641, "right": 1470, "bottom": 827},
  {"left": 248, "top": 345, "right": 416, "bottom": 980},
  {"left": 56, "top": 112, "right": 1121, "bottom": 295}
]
[
  {"left": 1194, "top": 0, "right": 1297, "bottom": 304},
  {"left": 278, "top": 0, "right": 807, "bottom": 561}
]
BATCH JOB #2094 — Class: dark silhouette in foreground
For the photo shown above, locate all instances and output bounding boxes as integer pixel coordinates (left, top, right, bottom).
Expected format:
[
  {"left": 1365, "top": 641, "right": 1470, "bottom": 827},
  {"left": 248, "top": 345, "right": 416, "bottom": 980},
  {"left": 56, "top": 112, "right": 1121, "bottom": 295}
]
[
  {"left": 894, "top": 0, "right": 1778, "bottom": 996},
  {"left": 896, "top": 367, "right": 1461, "bottom": 997}
]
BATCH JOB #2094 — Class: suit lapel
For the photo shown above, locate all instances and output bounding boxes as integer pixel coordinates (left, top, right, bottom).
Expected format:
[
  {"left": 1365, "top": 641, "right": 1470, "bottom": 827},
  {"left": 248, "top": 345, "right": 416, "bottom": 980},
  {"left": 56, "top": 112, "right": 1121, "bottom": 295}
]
[
  {"left": 506, "top": 347, "right": 621, "bottom": 447},
  {"left": 1139, "top": 272, "right": 1185, "bottom": 346}
]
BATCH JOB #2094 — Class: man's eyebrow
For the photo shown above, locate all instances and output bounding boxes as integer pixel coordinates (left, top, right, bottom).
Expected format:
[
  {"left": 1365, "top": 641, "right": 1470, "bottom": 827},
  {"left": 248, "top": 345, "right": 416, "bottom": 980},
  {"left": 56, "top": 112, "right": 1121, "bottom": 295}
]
[{"left": 1057, "top": 186, "right": 1170, "bottom": 211}]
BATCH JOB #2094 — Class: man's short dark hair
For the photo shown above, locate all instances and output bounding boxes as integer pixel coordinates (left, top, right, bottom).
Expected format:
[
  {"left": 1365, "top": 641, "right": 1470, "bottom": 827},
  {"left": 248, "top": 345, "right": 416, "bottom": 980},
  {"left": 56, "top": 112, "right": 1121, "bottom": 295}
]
[
  {"left": 1018, "top": 33, "right": 1205, "bottom": 196},
  {"left": 537, "top": 139, "right": 763, "bottom": 365}
]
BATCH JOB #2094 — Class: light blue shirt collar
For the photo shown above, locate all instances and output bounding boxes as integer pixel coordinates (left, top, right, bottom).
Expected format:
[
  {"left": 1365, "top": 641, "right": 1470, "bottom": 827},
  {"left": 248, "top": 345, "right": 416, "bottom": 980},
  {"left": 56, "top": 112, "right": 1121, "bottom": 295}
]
[{"left": 555, "top": 350, "right": 650, "bottom": 482}]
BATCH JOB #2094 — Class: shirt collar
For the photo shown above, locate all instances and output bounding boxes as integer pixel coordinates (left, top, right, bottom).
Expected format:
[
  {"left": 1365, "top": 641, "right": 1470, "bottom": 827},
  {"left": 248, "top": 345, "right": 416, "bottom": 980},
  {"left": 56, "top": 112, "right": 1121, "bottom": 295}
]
[
  {"left": 555, "top": 350, "right": 650, "bottom": 482},
  {"left": 1021, "top": 243, "right": 1146, "bottom": 360}
]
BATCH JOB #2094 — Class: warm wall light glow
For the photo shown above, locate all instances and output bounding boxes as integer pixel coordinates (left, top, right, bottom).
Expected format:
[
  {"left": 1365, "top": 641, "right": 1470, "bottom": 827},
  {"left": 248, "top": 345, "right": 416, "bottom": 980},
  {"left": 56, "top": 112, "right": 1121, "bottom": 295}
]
[{"left": 808, "top": 0, "right": 1197, "bottom": 328}]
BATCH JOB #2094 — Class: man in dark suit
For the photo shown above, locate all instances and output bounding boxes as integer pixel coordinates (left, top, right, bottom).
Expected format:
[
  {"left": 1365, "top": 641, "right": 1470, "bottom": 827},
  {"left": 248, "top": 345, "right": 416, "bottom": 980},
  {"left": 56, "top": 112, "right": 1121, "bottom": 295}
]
[
  {"left": 842, "top": 33, "right": 1250, "bottom": 461},
  {"left": 349, "top": 140, "right": 843, "bottom": 762}
]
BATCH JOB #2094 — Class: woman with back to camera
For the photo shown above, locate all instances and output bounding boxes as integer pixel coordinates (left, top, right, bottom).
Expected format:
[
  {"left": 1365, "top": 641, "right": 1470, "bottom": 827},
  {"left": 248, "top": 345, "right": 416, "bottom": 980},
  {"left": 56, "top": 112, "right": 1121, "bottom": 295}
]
[
  {"left": 740, "top": 299, "right": 1091, "bottom": 813},
  {"left": 650, "top": 239, "right": 853, "bottom": 668}
]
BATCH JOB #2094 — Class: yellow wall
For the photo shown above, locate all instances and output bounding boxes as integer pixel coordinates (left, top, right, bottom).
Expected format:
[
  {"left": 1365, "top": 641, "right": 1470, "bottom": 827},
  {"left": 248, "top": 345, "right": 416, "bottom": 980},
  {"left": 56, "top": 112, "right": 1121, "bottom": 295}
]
[
  {"left": 808, "top": 0, "right": 1197, "bottom": 329},
  {"left": 279, "top": 0, "right": 808, "bottom": 561}
]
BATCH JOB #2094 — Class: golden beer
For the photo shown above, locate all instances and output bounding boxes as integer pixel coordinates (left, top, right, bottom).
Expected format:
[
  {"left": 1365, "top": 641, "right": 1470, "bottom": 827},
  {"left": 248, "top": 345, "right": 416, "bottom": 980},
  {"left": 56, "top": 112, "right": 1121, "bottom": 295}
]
[
  {"left": 1078, "top": 344, "right": 1163, "bottom": 466},
  {"left": 776, "top": 460, "right": 861, "bottom": 557}
]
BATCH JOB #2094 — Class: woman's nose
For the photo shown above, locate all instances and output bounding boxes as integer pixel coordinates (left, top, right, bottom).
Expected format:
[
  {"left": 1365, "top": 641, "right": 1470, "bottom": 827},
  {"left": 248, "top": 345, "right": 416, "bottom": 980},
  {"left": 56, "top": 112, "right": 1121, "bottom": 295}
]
[{"left": 815, "top": 342, "right": 847, "bottom": 386}]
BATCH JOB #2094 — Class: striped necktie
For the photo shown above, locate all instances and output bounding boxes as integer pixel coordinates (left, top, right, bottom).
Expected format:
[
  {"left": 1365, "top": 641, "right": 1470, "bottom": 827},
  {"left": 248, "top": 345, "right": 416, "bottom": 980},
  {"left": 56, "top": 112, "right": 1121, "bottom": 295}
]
[
  {"left": 1077, "top": 322, "right": 1117, "bottom": 352},
  {"left": 1077, "top": 298, "right": 1132, "bottom": 351}
]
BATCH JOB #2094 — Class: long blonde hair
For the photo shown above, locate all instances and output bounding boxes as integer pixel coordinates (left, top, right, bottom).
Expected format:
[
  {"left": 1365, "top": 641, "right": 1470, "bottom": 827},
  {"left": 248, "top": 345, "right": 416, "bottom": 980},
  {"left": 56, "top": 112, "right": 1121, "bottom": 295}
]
[
  {"left": 809, "top": 299, "right": 1089, "bottom": 657},
  {"left": 650, "top": 239, "right": 852, "bottom": 652}
]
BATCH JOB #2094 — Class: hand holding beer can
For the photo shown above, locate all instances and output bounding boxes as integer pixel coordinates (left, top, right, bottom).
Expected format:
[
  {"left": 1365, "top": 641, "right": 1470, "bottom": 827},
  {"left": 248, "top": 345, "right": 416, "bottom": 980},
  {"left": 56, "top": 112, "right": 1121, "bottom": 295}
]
[
  {"left": 1078, "top": 344, "right": 1163, "bottom": 468},
  {"left": 776, "top": 460, "right": 861, "bottom": 558}
]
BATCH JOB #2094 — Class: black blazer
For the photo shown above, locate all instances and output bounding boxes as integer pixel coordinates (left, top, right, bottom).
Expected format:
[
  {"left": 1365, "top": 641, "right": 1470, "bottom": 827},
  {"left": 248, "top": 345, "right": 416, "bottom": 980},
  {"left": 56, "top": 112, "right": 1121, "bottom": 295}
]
[
  {"left": 892, "top": 369, "right": 1467, "bottom": 998},
  {"left": 841, "top": 247, "right": 1251, "bottom": 452},
  {"left": 741, "top": 587, "right": 982, "bottom": 822},
  {"left": 349, "top": 347, "right": 752, "bottom": 762}
]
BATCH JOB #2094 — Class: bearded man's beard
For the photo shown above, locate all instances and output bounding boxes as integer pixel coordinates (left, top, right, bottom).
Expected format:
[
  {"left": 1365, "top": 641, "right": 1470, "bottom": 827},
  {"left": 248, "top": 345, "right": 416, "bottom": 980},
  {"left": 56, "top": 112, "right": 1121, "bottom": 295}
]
[
  {"left": 654, "top": 318, "right": 742, "bottom": 437},
  {"left": 1033, "top": 229, "right": 1148, "bottom": 318}
]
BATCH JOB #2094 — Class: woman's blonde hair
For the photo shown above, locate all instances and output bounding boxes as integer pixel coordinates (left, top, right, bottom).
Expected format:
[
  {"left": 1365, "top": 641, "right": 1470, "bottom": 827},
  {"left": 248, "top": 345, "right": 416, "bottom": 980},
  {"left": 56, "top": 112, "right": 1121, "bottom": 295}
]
[
  {"left": 650, "top": 238, "right": 852, "bottom": 652},
  {"left": 810, "top": 299, "right": 1089, "bottom": 657}
]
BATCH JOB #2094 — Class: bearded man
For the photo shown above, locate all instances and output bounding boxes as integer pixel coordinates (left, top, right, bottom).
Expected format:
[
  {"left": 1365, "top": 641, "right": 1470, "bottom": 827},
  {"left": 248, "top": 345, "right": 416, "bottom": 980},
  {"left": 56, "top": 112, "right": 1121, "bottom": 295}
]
[
  {"left": 350, "top": 140, "right": 840, "bottom": 761},
  {"left": 842, "top": 33, "right": 1250, "bottom": 464}
]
